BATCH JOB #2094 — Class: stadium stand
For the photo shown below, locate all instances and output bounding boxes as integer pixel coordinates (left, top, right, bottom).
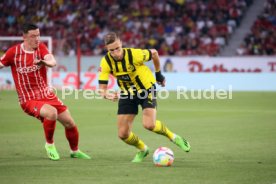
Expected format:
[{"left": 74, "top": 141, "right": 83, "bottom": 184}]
[
  {"left": 236, "top": 0, "right": 276, "bottom": 55},
  {"left": 0, "top": 0, "right": 255, "bottom": 56}
]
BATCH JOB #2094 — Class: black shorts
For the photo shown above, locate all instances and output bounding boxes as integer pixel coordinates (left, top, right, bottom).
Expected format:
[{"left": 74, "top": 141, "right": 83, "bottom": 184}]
[{"left": 118, "top": 86, "right": 157, "bottom": 115}]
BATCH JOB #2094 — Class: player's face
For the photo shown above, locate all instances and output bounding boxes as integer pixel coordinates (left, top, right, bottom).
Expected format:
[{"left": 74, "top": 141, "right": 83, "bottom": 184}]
[
  {"left": 24, "top": 29, "right": 40, "bottom": 50},
  {"left": 106, "top": 39, "right": 123, "bottom": 60}
]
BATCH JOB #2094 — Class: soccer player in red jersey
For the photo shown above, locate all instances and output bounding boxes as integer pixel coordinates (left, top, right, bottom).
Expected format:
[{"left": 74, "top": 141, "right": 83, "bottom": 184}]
[{"left": 0, "top": 23, "right": 90, "bottom": 160}]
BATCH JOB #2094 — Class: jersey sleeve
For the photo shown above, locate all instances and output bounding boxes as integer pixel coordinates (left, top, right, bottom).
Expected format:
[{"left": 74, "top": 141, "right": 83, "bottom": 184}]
[
  {"left": 39, "top": 43, "right": 50, "bottom": 59},
  {"left": 133, "top": 49, "right": 152, "bottom": 64},
  {"left": 141, "top": 49, "right": 152, "bottom": 62},
  {"left": 98, "top": 57, "right": 111, "bottom": 84},
  {"left": 0, "top": 48, "right": 14, "bottom": 67}
]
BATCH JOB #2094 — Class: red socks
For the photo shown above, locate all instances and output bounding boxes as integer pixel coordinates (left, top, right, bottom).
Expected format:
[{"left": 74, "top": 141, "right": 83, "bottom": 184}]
[
  {"left": 43, "top": 118, "right": 79, "bottom": 151},
  {"left": 43, "top": 119, "right": 56, "bottom": 144},
  {"left": 65, "top": 126, "right": 79, "bottom": 151}
]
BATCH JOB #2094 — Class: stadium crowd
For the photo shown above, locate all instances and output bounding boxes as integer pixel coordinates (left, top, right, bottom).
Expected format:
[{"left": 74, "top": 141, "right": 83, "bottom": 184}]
[
  {"left": 236, "top": 0, "right": 276, "bottom": 55},
  {"left": 2, "top": 0, "right": 271, "bottom": 57}
]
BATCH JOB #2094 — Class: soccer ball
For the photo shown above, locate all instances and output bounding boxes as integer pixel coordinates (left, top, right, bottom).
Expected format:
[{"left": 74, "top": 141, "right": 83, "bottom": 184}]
[{"left": 153, "top": 147, "right": 174, "bottom": 167}]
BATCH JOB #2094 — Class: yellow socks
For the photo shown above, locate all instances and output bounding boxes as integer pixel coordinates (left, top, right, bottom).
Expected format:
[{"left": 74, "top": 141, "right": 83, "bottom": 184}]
[
  {"left": 123, "top": 121, "right": 175, "bottom": 151},
  {"left": 152, "top": 120, "right": 175, "bottom": 140},
  {"left": 123, "top": 132, "right": 147, "bottom": 151}
]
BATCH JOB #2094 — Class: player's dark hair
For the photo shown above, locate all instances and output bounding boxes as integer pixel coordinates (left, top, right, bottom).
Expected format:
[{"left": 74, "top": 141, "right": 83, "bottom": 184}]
[
  {"left": 22, "top": 24, "right": 38, "bottom": 34},
  {"left": 104, "top": 32, "right": 119, "bottom": 45}
]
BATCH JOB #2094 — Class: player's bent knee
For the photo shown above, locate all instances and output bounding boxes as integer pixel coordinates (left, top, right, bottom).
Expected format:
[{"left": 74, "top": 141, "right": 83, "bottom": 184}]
[
  {"left": 118, "top": 132, "right": 129, "bottom": 140},
  {"left": 40, "top": 104, "right": 58, "bottom": 120},
  {"left": 44, "top": 108, "right": 58, "bottom": 120},
  {"left": 143, "top": 122, "right": 155, "bottom": 130},
  {"left": 59, "top": 117, "right": 76, "bottom": 129},
  {"left": 64, "top": 120, "right": 76, "bottom": 129}
]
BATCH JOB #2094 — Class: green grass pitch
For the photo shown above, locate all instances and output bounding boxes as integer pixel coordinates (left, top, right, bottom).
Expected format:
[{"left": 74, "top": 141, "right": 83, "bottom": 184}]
[{"left": 0, "top": 91, "right": 275, "bottom": 184}]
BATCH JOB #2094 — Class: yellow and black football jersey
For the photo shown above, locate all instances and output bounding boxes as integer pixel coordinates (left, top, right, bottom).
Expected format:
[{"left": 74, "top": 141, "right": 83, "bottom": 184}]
[{"left": 98, "top": 48, "right": 156, "bottom": 94}]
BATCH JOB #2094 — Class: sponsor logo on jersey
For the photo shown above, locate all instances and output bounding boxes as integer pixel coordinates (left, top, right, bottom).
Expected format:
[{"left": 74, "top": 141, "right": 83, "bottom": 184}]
[
  {"left": 17, "top": 64, "right": 42, "bottom": 74},
  {"left": 127, "top": 65, "right": 135, "bottom": 71},
  {"left": 117, "top": 74, "right": 131, "bottom": 81}
]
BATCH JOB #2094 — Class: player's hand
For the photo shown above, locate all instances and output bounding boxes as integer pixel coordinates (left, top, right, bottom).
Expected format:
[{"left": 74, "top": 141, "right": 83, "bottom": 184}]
[
  {"left": 104, "top": 92, "right": 119, "bottom": 102},
  {"left": 34, "top": 58, "right": 43, "bottom": 65},
  {"left": 155, "top": 71, "right": 166, "bottom": 87}
]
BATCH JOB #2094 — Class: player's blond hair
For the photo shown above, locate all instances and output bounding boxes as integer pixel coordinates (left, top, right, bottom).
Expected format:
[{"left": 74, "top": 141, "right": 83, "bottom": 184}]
[{"left": 104, "top": 32, "right": 119, "bottom": 45}]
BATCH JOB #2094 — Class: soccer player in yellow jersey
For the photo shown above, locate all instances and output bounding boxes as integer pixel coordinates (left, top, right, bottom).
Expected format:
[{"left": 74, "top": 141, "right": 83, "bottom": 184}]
[{"left": 98, "top": 32, "right": 191, "bottom": 162}]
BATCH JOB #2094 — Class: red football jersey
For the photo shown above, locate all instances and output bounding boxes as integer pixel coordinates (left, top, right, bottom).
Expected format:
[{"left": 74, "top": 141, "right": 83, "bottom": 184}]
[{"left": 0, "top": 43, "right": 52, "bottom": 104}]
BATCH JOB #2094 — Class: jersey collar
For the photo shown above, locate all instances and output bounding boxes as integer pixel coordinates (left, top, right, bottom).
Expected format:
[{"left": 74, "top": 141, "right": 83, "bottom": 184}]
[
  {"left": 110, "top": 49, "right": 125, "bottom": 62},
  {"left": 21, "top": 43, "right": 35, "bottom": 54}
]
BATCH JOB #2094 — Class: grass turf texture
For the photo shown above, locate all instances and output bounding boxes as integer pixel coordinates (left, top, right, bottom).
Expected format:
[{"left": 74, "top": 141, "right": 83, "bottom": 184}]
[{"left": 0, "top": 91, "right": 275, "bottom": 184}]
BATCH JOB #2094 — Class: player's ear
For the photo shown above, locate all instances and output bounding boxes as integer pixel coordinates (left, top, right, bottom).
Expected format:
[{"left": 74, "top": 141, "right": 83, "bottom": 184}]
[{"left": 118, "top": 39, "right": 122, "bottom": 47}]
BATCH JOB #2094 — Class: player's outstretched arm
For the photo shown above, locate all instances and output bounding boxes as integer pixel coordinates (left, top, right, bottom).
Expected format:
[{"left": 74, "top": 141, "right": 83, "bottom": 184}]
[
  {"left": 34, "top": 54, "right": 56, "bottom": 67},
  {"left": 150, "top": 49, "right": 166, "bottom": 87},
  {"left": 150, "top": 49, "right": 161, "bottom": 72}
]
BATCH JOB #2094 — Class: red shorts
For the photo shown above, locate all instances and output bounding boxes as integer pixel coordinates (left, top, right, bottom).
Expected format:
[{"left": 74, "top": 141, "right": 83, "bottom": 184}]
[{"left": 20, "top": 96, "right": 67, "bottom": 122}]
